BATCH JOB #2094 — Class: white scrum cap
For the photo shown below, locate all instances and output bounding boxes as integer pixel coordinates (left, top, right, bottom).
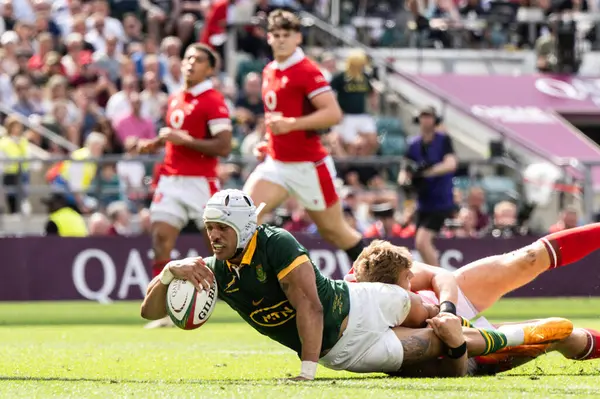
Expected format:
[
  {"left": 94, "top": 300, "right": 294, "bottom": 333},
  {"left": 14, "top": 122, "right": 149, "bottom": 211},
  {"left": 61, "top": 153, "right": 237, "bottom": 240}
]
[{"left": 203, "top": 189, "right": 265, "bottom": 249}]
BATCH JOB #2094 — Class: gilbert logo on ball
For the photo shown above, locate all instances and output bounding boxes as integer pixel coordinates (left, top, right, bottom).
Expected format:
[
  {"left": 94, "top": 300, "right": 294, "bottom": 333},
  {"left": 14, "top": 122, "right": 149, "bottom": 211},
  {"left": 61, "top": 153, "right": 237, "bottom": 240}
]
[{"left": 166, "top": 278, "right": 218, "bottom": 330}]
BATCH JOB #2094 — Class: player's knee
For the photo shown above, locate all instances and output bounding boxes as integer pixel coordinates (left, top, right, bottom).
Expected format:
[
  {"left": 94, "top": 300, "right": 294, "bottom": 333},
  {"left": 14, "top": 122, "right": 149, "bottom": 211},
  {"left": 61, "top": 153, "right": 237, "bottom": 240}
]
[
  {"left": 505, "top": 245, "right": 539, "bottom": 270},
  {"left": 180, "top": 14, "right": 196, "bottom": 26},
  {"left": 148, "top": 14, "right": 161, "bottom": 23},
  {"left": 414, "top": 232, "right": 431, "bottom": 252},
  {"left": 152, "top": 226, "right": 175, "bottom": 252},
  {"left": 317, "top": 223, "right": 350, "bottom": 247}
]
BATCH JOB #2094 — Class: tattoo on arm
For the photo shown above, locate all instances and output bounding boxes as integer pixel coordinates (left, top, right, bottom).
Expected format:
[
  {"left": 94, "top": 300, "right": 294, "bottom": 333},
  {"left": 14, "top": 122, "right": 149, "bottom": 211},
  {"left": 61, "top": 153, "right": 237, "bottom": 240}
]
[{"left": 401, "top": 335, "right": 433, "bottom": 364}]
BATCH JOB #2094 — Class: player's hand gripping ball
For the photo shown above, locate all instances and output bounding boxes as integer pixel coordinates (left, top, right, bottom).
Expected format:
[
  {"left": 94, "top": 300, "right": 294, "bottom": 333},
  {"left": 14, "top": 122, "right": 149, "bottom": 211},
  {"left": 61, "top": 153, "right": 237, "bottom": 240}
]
[{"left": 165, "top": 259, "right": 218, "bottom": 330}]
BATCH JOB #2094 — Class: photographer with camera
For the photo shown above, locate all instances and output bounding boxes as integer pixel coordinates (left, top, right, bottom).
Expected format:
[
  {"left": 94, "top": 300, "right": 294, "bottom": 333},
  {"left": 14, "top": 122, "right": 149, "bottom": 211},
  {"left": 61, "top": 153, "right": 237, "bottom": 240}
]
[{"left": 397, "top": 106, "right": 457, "bottom": 266}]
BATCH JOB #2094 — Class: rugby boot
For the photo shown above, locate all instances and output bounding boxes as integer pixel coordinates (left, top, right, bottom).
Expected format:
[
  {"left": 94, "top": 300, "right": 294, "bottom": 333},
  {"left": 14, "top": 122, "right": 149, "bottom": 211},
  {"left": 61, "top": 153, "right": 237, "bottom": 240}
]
[{"left": 522, "top": 317, "right": 573, "bottom": 345}]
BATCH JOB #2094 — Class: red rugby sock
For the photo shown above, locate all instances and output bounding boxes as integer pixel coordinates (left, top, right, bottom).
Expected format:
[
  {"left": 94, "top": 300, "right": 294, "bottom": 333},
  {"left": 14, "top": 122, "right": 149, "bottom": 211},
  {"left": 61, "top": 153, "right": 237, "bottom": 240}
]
[
  {"left": 152, "top": 259, "right": 171, "bottom": 278},
  {"left": 539, "top": 223, "right": 600, "bottom": 269},
  {"left": 575, "top": 329, "right": 600, "bottom": 360}
]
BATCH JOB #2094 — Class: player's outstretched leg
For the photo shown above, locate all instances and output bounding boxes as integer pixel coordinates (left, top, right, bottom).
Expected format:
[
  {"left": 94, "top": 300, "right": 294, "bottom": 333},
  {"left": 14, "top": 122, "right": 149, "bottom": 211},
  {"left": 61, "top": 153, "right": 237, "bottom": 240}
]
[
  {"left": 243, "top": 175, "right": 289, "bottom": 225},
  {"left": 307, "top": 201, "right": 366, "bottom": 261},
  {"left": 144, "top": 221, "right": 180, "bottom": 329},
  {"left": 473, "top": 327, "right": 600, "bottom": 375},
  {"left": 455, "top": 223, "right": 600, "bottom": 312},
  {"left": 395, "top": 317, "right": 573, "bottom": 364},
  {"left": 388, "top": 317, "right": 572, "bottom": 378}
]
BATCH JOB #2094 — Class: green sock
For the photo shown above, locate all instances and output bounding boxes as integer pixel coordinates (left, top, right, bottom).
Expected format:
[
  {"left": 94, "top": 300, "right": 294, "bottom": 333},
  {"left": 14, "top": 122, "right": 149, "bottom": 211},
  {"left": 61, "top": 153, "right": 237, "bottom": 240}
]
[{"left": 478, "top": 329, "right": 509, "bottom": 355}]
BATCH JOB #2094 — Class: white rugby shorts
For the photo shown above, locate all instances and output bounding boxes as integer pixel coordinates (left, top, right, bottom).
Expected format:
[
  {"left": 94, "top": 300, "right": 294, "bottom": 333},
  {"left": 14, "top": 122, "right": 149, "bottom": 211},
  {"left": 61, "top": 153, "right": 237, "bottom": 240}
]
[
  {"left": 336, "top": 114, "right": 377, "bottom": 143},
  {"left": 244, "top": 155, "right": 339, "bottom": 211},
  {"left": 319, "top": 282, "right": 411, "bottom": 373},
  {"left": 150, "top": 175, "right": 219, "bottom": 230}
]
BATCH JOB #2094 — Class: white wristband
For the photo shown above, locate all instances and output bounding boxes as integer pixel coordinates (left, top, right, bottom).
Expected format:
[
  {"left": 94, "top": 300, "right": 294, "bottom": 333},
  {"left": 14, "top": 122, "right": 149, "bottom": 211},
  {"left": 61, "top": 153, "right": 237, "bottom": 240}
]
[
  {"left": 299, "top": 361, "right": 318, "bottom": 380},
  {"left": 159, "top": 264, "right": 174, "bottom": 285}
]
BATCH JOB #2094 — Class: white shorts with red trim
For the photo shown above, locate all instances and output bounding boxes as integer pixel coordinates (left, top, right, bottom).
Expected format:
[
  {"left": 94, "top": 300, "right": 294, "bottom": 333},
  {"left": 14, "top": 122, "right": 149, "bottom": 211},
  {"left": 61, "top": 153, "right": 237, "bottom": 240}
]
[
  {"left": 150, "top": 175, "right": 220, "bottom": 230},
  {"left": 244, "top": 155, "right": 339, "bottom": 211}
]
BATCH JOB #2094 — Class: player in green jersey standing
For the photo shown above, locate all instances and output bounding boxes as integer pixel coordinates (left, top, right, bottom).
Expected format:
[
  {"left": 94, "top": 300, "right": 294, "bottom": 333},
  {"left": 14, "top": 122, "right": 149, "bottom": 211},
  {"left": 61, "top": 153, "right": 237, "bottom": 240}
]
[{"left": 141, "top": 189, "right": 571, "bottom": 380}]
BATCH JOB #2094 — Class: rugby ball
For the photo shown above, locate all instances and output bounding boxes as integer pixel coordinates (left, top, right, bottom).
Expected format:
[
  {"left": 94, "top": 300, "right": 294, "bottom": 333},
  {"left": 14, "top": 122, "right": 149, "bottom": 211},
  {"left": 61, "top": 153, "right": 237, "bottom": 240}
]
[{"left": 166, "top": 277, "right": 218, "bottom": 330}]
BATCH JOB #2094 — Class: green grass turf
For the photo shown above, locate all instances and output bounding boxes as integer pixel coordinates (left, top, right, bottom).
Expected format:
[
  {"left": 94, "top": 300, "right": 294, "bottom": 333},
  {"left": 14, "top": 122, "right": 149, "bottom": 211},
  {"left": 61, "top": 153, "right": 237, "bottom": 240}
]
[{"left": 0, "top": 298, "right": 599, "bottom": 398}]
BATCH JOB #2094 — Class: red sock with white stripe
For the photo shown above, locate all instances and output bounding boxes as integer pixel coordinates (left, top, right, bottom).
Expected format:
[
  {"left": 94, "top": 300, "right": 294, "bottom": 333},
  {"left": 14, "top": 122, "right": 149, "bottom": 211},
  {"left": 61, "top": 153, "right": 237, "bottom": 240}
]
[
  {"left": 574, "top": 329, "right": 600, "bottom": 360},
  {"left": 539, "top": 223, "right": 600, "bottom": 269},
  {"left": 152, "top": 259, "right": 171, "bottom": 278}
]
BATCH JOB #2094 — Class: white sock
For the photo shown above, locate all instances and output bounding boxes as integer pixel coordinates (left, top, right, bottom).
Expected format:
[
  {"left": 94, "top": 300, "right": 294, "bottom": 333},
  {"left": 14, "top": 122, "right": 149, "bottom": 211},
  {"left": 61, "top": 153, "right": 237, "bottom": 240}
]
[{"left": 497, "top": 325, "right": 526, "bottom": 346}]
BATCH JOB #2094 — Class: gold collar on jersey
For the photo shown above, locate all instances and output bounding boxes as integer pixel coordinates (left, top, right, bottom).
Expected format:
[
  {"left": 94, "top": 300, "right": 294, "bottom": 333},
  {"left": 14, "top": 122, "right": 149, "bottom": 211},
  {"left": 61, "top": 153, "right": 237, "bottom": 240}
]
[{"left": 226, "top": 231, "right": 258, "bottom": 272}]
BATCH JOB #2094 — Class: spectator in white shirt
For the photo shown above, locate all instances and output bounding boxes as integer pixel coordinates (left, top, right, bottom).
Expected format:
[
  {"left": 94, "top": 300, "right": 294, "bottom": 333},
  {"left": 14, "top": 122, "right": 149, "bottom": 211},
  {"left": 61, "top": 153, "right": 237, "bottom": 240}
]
[
  {"left": 0, "top": 30, "right": 20, "bottom": 76},
  {"left": 93, "top": 35, "right": 121, "bottom": 82},
  {"left": 11, "top": 0, "right": 35, "bottom": 24},
  {"left": 86, "top": 0, "right": 126, "bottom": 42},
  {"left": 163, "top": 55, "right": 183, "bottom": 94},
  {"left": 105, "top": 74, "right": 149, "bottom": 124},
  {"left": 140, "top": 71, "right": 167, "bottom": 125},
  {"left": 116, "top": 136, "right": 147, "bottom": 212}
]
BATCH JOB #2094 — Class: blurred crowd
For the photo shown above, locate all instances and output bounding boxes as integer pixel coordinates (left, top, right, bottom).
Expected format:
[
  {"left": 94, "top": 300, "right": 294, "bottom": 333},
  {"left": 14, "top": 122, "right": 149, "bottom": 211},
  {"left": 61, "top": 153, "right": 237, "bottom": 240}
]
[
  {"left": 341, "top": 0, "right": 600, "bottom": 51},
  {"left": 0, "top": 0, "right": 585, "bottom": 240}
]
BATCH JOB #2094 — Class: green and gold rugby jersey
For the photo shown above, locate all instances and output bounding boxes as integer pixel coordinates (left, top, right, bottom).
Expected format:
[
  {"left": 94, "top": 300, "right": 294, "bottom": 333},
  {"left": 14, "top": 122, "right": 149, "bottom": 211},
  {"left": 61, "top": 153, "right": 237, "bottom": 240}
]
[
  {"left": 330, "top": 71, "right": 373, "bottom": 115},
  {"left": 205, "top": 225, "right": 350, "bottom": 356}
]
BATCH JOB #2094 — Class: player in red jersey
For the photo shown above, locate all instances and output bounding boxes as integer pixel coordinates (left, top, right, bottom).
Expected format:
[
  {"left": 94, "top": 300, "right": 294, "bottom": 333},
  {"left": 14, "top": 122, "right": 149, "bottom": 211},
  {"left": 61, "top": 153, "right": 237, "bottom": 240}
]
[
  {"left": 138, "top": 43, "right": 232, "bottom": 327},
  {"left": 244, "top": 10, "right": 366, "bottom": 262}
]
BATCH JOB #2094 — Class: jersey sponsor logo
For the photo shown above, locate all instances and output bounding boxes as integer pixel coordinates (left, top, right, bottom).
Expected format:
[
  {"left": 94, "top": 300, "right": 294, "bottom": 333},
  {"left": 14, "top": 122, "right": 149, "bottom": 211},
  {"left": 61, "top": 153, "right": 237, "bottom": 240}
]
[
  {"left": 255, "top": 264, "right": 266, "bottom": 282},
  {"left": 264, "top": 90, "right": 277, "bottom": 111},
  {"left": 315, "top": 76, "right": 325, "bottom": 83},
  {"left": 252, "top": 298, "right": 264, "bottom": 306},
  {"left": 332, "top": 293, "right": 343, "bottom": 315},
  {"left": 169, "top": 109, "right": 185, "bottom": 129},
  {"left": 250, "top": 300, "right": 296, "bottom": 327}
]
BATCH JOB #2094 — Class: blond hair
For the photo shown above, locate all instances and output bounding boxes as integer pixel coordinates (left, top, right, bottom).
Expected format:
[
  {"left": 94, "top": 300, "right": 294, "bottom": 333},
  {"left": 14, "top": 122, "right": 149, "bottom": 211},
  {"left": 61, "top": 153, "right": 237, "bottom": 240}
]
[
  {"left": 354, "top": 240, "right": 412, "bottom": 284},
  {"left": 345, "top": 49, "right": 368, "bottom": 80}
]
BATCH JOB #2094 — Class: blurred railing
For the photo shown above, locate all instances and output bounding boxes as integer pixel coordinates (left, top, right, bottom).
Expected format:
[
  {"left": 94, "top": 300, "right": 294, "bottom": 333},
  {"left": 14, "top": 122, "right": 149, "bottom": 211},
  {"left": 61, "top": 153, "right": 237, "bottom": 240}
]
[
  {"left": 0, "top": 153, "right": 584, "bottom": 211},
  {"left": 0, "top": 104, "right": 78, "bottom": 153},
  {"left": 0, "top": 154, "right": 522, "bottom": 195}
]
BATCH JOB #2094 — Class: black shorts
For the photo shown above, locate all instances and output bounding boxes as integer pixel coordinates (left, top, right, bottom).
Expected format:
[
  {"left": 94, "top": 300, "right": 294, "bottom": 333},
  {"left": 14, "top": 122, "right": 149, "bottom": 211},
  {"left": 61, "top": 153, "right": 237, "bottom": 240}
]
[{"left": 416, "top": 209, "right": 455, "bottom": 232}]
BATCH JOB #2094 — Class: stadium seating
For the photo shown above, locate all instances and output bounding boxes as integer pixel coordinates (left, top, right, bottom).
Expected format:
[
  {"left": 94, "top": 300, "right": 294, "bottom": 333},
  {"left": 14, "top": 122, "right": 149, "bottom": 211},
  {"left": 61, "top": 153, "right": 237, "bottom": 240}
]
[
  {"left": 376, "top": 116, "right": 406, "bottom": 137},
  {"left": 480, "top": 175, "right": 520, "bottom": 209}
]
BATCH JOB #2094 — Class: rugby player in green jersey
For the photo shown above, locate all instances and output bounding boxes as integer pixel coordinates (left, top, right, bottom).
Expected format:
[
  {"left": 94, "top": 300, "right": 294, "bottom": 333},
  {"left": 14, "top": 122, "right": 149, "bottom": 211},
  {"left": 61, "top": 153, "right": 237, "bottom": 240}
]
[{"left": 141, "top": 189, "right": 572, "bottom": 380}]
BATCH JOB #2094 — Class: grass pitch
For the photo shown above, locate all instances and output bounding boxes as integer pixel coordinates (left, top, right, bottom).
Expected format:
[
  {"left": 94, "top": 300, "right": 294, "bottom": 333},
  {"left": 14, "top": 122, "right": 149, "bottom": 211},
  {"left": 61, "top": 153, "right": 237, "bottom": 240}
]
[{"left": 1, "top": 298, "right": 599, "bottom": 399}]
